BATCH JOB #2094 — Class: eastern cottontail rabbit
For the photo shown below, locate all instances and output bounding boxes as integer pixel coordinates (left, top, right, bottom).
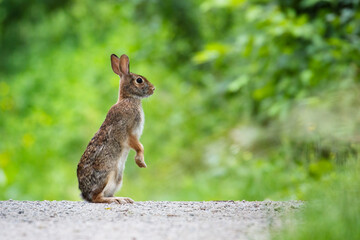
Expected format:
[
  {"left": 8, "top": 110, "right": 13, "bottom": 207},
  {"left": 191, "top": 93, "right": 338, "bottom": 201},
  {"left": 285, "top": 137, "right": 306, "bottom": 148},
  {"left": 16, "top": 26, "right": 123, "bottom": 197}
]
[{"left": 77, "top": 54, "right": 155, "bottom": 204}]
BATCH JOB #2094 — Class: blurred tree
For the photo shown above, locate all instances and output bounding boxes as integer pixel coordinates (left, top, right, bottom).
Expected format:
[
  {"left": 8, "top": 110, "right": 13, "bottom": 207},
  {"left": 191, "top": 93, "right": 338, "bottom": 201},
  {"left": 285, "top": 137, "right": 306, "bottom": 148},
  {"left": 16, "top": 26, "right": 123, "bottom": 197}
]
[
  {"left": 0, "top": 0, "right": 71, "bottom": 71},
  {"left": 134, "top": 0, "right": 203, "bottom": 65}
]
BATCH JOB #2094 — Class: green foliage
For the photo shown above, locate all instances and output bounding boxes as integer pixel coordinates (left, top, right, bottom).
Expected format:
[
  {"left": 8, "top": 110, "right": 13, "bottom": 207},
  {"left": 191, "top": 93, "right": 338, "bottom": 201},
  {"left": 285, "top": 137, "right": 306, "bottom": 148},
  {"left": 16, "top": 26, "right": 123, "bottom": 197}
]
[
  {"left": 274, "top": 159, "right": 360, "bottom": 240},
  {"left": 0, "top": 0, "right": 359, "bottom": 225}
]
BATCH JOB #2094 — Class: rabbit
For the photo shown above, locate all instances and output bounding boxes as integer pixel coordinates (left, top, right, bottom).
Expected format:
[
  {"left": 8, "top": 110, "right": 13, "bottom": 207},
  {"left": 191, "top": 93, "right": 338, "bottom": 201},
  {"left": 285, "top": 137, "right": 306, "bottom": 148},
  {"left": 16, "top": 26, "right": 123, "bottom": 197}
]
[{"left": 77, "top": 54, "right": 155, "bottom": 204}]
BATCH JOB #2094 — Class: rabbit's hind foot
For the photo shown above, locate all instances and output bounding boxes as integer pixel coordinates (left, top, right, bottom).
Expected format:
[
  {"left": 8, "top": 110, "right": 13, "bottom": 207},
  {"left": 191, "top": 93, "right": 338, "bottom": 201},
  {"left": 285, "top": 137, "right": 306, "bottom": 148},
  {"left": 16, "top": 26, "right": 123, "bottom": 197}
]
[{"left": 93, "top": 195, "right": 134, "bottom": 204}]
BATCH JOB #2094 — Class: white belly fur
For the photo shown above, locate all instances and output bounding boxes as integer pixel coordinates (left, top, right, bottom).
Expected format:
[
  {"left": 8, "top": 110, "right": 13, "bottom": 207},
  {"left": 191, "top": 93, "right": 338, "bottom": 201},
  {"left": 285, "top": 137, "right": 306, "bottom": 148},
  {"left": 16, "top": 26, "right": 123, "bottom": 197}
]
[
  {"left": 103, "top": 147, "right": 130, "bottom": 197},
  {"left": 133, "top": 109, "right": 144, "bottom": 138}
]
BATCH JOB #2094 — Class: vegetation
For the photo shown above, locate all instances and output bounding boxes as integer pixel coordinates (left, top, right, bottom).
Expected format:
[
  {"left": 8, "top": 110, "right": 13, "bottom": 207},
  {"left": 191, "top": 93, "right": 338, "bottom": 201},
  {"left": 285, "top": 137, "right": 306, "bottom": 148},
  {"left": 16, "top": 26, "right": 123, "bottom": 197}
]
[
  {"left": 274, "top": 158, "right": 360, "bottom": 240},
  {"left": 0, "top": 0, "right": 359, "bottom": 238}
]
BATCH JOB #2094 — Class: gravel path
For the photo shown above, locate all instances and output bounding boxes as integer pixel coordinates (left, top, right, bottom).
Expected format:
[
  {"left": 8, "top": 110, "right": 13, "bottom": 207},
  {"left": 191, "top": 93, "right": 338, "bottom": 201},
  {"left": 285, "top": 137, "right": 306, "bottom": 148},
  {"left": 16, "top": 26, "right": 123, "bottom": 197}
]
[{"left": 0, "top": 200, "right": 302, "bottom": 240}]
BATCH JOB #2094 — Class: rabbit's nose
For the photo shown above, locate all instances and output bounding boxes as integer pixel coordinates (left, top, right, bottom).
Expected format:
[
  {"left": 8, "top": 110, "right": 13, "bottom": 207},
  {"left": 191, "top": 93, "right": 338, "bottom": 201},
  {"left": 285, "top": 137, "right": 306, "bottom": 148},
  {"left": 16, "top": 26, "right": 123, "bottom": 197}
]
[{"left": 152, "top": 87, "right": 156, "bottom": 91}]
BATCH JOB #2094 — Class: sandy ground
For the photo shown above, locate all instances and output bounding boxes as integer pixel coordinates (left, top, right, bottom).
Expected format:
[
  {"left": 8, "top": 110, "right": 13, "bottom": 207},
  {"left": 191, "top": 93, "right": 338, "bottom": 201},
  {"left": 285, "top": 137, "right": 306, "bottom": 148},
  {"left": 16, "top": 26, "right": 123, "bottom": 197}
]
[{"left": 0, "top": 200, "right": 302, "bottom": 240}]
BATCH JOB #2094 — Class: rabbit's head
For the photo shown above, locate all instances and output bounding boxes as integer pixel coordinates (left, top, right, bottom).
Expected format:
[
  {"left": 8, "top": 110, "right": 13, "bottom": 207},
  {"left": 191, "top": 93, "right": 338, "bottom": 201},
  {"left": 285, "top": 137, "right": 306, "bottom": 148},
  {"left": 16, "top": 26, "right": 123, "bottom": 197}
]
[{"left": 111, "top": 54, "right": 155, "bottom": 99}]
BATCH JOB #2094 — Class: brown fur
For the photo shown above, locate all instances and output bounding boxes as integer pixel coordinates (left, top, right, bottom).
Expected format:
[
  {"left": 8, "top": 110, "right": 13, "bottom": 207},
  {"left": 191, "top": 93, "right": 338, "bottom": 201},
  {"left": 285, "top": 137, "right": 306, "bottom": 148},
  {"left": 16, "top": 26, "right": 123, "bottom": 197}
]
[
  {"left": 77, "top": 54, "right": 155, "bottom": 204},
  {"left": 129, "top": 134, "right": 146, "bottom": 168}
]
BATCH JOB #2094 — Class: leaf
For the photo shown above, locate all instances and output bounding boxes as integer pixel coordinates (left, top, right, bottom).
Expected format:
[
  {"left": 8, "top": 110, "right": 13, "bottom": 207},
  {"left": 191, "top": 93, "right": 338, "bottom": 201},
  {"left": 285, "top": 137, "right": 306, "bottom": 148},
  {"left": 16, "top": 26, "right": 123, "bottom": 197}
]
[
  {"left": 309, "top": 160, "right": 334, "bottom": 178},
  {"left": 228, "top": 75, "right": 249, "bottom": 92},
  {"left": 201, "top": 0, "right": 246, "bottom": 11},
  {"left": 252, "top": 84, "right": 275, "bottom": 100},
  {"left": 193, "top": 43, "right": 231, "bottom": 64}
]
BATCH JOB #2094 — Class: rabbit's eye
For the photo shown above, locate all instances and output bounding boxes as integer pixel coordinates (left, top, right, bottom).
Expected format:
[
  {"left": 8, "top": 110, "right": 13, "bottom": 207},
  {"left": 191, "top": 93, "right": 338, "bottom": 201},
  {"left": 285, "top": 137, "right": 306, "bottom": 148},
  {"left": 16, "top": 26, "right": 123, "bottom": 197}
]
[{"left": 136, "top": 78, "right": 143, "bottom": 84}]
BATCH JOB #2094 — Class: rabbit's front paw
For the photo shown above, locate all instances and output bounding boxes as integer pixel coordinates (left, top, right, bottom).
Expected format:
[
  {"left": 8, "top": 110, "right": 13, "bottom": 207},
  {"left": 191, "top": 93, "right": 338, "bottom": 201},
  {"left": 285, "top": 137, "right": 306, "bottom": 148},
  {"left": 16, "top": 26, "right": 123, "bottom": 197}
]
[{"left": 135, "top": 155, "right": 147, "bottom": 168}]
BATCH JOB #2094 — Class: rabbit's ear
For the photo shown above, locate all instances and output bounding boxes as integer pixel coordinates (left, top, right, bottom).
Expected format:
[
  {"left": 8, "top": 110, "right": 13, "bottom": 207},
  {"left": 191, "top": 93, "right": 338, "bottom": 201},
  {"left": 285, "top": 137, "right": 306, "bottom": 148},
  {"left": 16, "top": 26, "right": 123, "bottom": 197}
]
[
  {"left": 111, "top": 54, "right": 121, "bottom": 75},
  {"left": 119, "top": 54, "right": 130, "bottom": 75}
]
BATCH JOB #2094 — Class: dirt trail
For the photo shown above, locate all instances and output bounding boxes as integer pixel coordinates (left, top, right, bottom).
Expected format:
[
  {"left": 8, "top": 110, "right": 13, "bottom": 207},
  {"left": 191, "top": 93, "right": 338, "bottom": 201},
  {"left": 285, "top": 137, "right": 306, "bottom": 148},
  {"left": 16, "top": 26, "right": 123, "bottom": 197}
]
[{"left": 0, "top": 200, "right": 302, "bottom": 240}]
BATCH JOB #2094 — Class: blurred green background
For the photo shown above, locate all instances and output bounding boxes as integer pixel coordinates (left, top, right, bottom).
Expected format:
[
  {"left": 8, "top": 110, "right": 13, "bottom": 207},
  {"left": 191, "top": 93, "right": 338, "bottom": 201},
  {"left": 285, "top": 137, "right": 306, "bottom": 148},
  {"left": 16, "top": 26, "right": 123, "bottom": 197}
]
[
  {"left": 0, "top": 0, "right": 359, "bottom": 206},
  {"left": 1, "top": 0, "right": 360, "bottom": 238}
]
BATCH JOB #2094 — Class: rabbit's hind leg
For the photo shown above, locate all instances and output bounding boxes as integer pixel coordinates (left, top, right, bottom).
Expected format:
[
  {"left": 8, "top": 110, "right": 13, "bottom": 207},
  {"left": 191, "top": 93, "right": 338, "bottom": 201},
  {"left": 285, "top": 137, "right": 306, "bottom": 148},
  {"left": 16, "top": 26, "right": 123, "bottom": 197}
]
[{"left": 92, "top": 171, "right": 134, "bottom": 204}]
